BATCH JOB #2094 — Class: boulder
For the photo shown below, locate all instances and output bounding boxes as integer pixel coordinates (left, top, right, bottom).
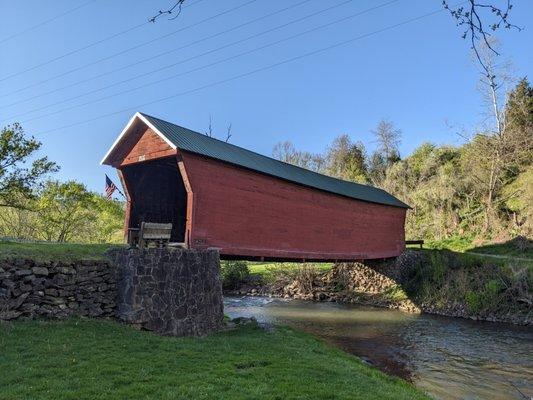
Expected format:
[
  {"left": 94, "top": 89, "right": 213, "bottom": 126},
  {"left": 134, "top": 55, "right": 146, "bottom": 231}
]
[{"left": 32, "top": 267, "right": 49, "bottom": 276}]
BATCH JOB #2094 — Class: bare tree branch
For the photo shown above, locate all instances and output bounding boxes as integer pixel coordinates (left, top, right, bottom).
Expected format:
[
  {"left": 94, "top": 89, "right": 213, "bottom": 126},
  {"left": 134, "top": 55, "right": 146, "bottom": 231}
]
[
  {"left": 225, "top": 123, "right": 232, "bottom": 143},
  {"left": 203, "top": 116, "right": 233, "bottom": 142},
  {"left": 149, "top": 0, "right": 186, "bottom": 23},
  {"left": 443, "top": 0, "right": 521, "bottom": 76},
  {"left": 205, "top": 115, "right": 213, "bottom": 137}
]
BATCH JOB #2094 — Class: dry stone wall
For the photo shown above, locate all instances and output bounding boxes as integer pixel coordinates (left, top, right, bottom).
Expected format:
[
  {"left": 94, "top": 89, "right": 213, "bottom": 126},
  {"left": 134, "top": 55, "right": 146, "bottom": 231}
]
[{"left": 0, "top": 259, "right": 117, "bottom": 320}]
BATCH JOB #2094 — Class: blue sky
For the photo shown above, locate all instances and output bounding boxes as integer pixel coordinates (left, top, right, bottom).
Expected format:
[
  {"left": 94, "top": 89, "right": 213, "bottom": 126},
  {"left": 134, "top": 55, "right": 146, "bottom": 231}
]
[{"left": 0, "top": 0, "right": 531, "bottom": 194}]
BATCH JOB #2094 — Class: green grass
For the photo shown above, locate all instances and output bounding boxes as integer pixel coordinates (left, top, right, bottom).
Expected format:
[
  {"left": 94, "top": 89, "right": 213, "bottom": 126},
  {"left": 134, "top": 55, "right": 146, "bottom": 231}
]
[
  {"left": 0, "top": 241, "right": 123, "bottom": 262},
  {"left": 413, "top": 236, "right": 533, "bottom": 261},
  {"left": 464, "top": 241, "right": 533, "bottom": 259},
  {"left": 424, "top": 236, "right": 475, "bottom": 253},
  {"left": 248, "top": 262, "right": 333, "bottom": 276},
  {"left": 0, "top": 319, "right": 428, "bottom": 400}
]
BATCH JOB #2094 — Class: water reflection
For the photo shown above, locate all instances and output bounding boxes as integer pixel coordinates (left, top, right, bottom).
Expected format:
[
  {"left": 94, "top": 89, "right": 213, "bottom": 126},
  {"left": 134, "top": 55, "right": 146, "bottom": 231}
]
[{"left": 224, "top": 296, "right": 533, "bottom": 400}]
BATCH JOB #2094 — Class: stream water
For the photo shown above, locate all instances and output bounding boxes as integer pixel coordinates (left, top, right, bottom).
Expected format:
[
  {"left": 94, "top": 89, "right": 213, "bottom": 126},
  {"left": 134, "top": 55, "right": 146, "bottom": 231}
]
[{"left": 224, "top": 296, "right": 532, "bottom": 400}]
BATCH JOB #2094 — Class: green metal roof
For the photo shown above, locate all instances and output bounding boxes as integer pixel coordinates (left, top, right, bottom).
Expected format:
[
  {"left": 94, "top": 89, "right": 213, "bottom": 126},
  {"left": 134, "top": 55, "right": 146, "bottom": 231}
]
[{"left": 140, "top": 112, "right": 409, "bottom": 209}]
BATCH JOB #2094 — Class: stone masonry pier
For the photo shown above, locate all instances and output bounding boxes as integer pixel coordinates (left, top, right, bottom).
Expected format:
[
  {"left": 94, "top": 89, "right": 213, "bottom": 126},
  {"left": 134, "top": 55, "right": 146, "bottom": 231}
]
[{"left": 114, "top": 248, "right": 224, "bottom": 336}]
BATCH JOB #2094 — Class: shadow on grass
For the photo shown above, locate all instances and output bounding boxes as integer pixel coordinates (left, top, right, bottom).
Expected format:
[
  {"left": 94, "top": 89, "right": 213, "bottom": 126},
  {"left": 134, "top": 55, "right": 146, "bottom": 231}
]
[{"left": 463, "top": 236, "right": 533, "bottom": 260}]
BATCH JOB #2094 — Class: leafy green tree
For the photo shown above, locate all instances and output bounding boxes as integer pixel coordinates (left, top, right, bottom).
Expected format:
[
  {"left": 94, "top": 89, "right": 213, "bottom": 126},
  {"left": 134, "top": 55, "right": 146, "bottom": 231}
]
[
  {"left": 463, "top": 72, "right": 533, "bottom": 234},
  {"left": 502, "top": 166, "right": 533, "bottom": 236},
  {"left": 0, "top": 181, "right": 125, "bottom": 243},
  {"left": 325, "top": 134, "right": 368, "bottom": 183},
  {"left": 382, "top": 144, "right": 465, "bottom": 240},
  {"left": 0, "top": 198, "right": 39, "bottom": 239},
  {"left": 0, "top": 123, "right": 58, "bottom": 208},
  {"left": 504, "top": 78, "right": 533, "bottom": 169},
  {"left": 36, "top": 180, "right": 96, "bottom": 242},
  {"left": 88, "top": 195, "right": 125, "bottom": 243}
]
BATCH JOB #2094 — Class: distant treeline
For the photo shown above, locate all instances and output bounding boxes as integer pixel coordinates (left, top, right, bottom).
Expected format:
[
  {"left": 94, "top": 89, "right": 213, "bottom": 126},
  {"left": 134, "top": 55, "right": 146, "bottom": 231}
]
[{"left": 272, "top": 79, "right": 533, "bottom": 243}]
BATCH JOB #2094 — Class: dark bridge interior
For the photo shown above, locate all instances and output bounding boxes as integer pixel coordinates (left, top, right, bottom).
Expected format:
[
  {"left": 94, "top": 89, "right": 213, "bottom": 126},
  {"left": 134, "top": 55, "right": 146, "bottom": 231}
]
[{"left": 121, "top": 157, "right": 187, "bottom": 242}]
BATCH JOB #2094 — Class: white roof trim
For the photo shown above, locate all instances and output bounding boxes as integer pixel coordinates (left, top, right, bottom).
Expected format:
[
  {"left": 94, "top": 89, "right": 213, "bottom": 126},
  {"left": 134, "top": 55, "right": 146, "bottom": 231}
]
[{"left": 100, "top": 112, "right": 177, "bottom": 165}]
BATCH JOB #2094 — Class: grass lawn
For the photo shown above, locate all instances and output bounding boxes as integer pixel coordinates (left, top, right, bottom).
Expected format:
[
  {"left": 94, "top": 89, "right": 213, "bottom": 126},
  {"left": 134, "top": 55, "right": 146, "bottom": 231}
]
[
  {"left": 248, "top": 261, "right": 333, "bottom": 277},
  {"left": 0, "top": 241, "right": 123, "bottom": 262},
  {"left": 0, "top": 319, "right": 428, "bottom": 400}
]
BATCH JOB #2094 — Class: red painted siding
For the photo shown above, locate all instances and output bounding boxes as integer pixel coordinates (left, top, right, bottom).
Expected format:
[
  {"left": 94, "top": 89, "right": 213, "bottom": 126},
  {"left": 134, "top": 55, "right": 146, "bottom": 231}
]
[
  {"left": 181, "top": 151, "right": 406, "bottom": 260},
  {"left": 110, "top": 127, "right": 176, "bottom": 167}
]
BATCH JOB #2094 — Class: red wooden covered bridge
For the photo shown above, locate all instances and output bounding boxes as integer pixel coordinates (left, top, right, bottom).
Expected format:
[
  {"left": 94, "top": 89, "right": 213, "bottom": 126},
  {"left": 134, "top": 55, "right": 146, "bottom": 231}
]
[{"left": 101, "top": 112, "right": 409, "bottom": 261}]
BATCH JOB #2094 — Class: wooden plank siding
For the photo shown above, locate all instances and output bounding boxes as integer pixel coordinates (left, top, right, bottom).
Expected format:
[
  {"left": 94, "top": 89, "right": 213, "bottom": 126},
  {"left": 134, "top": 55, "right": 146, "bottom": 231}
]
[
  {"left": 110, "top": 127, "right": 176, "bottom": 167},
  {"left": 181, "top": 151, "right": 406, "bottom": 260}
]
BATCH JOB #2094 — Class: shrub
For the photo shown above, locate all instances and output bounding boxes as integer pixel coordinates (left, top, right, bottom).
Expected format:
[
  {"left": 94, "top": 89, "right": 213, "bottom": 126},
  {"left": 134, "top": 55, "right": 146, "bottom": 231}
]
[
  {"left": 291, "top": 264, "right": 319, "bottom": 293},
  {"left": 220, "top": 260, "right": 250, "bottom": 289},
  {"left": 264, "top": 263, "right": 320, "bottom": 294},
  {"left": 383, "top": 285, "right": 408, "bottom": 301},
  {"left": 465, "top": 279, "right": 504, "bottom": 313},
  {"left": 465, "top": 290, "right": 483, "bottom": 313}
]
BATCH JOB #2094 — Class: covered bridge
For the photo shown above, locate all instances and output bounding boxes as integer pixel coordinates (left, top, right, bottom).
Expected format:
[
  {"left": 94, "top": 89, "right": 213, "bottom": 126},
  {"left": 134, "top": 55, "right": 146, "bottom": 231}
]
[{"left": 101, "top": 112, "right": 409, "bottom": 261}]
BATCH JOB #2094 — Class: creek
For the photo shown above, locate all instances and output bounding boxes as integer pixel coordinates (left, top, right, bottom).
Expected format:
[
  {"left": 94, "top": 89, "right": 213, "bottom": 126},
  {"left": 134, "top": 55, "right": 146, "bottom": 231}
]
[{"left": 225, "top": 296, "right": 532, "bottom": 400}]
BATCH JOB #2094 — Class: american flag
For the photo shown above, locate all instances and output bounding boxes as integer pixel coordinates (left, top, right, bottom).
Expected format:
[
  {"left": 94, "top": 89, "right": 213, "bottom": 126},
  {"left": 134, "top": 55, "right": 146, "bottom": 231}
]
[{"left": 105, "top": 175, "right": 118, "bottom": 199}]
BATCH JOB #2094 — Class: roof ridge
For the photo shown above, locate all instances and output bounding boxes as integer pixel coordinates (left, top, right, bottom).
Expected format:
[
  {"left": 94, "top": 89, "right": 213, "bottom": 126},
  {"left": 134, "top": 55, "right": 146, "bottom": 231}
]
[
  {"left": 139, "top": 112, "right": 388, "bottom": 192},
  {"left": 137, "top": 112, "right": 409, "bottom": 208}
]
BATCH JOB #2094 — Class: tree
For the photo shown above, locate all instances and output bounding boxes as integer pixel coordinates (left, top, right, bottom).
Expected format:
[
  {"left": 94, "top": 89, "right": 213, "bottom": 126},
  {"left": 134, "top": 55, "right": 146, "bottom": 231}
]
[
  {"left": 272, "top": 141, "right": 326, "bottom": 173},
  {"left": 382, "top": 143, "right": 465, "bottom": 240},
  {"left": 325, "top": 134, "right": 368, "bottom": 183},
  {"left": 0, "top": 198, "right": 39, "bottom": 239},
  {"left": 36, "top": 181, "right": 96, "bottom": 242},
  {"left": 372, "top": 119, "right": 401, "bottom": 162},
  {"left": 0, "top": 180, "right": 125, "bottom": 243},
  {"left": 0, "top": 123, "right": 58, "bottom": 208},
  {"left": 504, "top": 78, "right": 533, "bottom": 168},
  {"left": 88, "top": 195, "right": 125, "bottom": 243},
  {"left": 369, "top": 119, "right": 401, "bottom": 185},
  {"left": 501, "top": 166, "right": 533, "bottom": 236},
  {"left": 274, "top": 135, "right": 369, "bottom": 183},
  {"left": 461, "top": 41, "right": 532, "bottom": 233}
]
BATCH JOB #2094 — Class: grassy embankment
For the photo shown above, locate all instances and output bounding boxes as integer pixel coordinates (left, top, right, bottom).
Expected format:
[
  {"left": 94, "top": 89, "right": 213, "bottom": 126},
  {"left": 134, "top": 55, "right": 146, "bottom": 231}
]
[
  {"left": 399, "top": 250, "right": 531, "bottom": 317},
  {"left": 0, "top": 319, "right": 428, "bottom": 400},
  {"left": 0, "top": 240, "right": 122, "bottom": 261},
  {"left": 421, "top": 236, "right": 533, "bottom": 259}
]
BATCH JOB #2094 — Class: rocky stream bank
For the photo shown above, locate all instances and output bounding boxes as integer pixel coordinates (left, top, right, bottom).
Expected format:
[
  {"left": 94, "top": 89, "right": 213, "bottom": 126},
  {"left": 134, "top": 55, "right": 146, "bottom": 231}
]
[{"left": 225, "top": 251, "right": 532, "bottom": 326}]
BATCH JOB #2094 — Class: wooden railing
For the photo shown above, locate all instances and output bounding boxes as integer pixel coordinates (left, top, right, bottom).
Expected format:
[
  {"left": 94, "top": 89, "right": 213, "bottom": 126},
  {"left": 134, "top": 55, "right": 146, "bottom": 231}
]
[{"left": 405, "top": 240, "right": 424, "bottom": 249}]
